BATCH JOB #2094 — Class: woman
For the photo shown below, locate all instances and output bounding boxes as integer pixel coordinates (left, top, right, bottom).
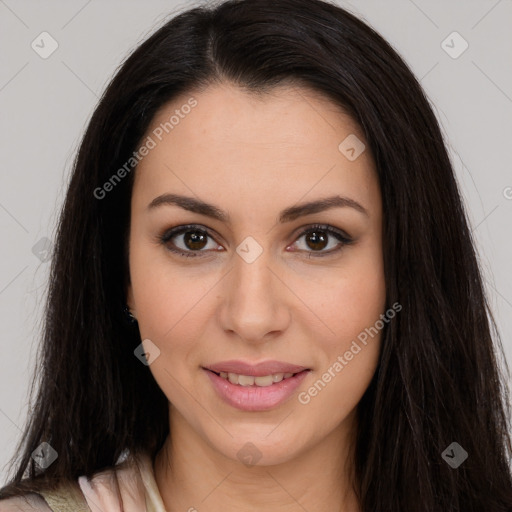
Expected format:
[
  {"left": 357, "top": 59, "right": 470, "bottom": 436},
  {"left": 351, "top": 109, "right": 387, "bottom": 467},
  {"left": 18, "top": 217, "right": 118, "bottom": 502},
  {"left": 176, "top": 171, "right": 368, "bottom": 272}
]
[{"left": 1, "top": 0, "right": 511, "bottom": 510}]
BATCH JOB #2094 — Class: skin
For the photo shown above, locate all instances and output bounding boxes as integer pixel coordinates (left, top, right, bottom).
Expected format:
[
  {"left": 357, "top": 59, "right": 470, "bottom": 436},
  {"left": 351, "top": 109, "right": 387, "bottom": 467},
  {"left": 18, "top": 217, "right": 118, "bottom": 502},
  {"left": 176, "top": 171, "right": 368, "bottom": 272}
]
[{"left": 126, "top": 83, "right": 385, "bottom": 512}]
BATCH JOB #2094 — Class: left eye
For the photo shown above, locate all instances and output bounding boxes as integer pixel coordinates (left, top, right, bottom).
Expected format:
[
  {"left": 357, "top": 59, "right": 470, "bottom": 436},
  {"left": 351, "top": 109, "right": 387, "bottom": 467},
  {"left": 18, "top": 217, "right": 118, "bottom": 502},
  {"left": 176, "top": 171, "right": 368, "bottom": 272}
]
[
  {"left": 159, "top": 223, "right": 352, "bottom": 258},
  {"left": 291, "top": 224, "right": 352, "bottom": 256}
]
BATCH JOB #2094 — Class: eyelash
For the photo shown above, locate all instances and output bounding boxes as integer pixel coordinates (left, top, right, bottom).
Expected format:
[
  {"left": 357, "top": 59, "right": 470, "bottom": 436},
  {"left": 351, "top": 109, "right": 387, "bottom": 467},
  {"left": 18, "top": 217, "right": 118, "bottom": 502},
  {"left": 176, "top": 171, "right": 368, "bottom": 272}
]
[{"left": 158, "top": 223, "right": 353, "bottom": 259}]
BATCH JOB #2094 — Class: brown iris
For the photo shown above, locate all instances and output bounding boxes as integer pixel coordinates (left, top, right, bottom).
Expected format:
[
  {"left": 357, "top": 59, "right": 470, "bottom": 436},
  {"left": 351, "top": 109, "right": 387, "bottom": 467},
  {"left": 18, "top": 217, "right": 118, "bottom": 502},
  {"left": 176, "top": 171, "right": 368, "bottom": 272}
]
[
  {"left": 305, "top": 230, "right": 328, "bottom": 251},
  {"left": 184, "top": 230, "right": 208, "bottom": 250}
]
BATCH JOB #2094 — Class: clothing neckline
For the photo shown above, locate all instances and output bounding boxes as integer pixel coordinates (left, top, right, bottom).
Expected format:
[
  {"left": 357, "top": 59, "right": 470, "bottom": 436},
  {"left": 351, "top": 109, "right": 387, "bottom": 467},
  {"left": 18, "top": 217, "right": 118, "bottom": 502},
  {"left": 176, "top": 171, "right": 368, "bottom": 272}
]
[
  {"left": 77, "top": 450, "right": 168, "bottom": 512},
  {"left": 134, "top": 451, "right": 168, "bottom": 511}
]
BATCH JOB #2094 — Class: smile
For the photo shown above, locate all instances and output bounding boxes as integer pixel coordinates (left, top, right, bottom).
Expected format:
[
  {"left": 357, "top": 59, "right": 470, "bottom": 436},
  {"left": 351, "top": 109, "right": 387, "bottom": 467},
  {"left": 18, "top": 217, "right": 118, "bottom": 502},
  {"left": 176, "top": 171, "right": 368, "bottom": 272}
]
[
  {"left": 215, "top": 371, "right": 296, "bottom": 386},
  {"left": 203, "top": 367, "right": 310, "bottom": 411}
]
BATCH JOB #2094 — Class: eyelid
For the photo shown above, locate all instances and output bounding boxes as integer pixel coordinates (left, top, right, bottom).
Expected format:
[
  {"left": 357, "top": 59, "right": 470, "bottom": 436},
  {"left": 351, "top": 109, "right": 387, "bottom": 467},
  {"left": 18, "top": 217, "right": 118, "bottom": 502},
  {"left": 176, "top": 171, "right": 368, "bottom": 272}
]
[
  {"left": 159, "top": 224, "right": 216, "bottom": 243},
  {"left": 291, "top": 223, "right": 352, "bottom": 242}
]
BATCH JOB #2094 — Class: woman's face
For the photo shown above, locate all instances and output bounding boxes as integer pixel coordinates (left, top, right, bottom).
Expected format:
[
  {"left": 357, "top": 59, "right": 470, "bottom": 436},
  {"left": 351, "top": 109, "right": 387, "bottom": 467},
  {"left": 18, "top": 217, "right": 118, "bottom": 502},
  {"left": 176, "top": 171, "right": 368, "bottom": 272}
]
[{"left": 127, "top": 83, "right": 385, "bottom": 465}]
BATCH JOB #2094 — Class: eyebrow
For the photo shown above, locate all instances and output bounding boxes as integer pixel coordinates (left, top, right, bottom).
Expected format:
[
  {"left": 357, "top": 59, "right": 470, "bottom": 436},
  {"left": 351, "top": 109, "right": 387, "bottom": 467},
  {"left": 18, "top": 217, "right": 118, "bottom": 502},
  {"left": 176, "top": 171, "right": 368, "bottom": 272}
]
[{"left": 147, "top": 193, "right": 369, "bottom": 223}]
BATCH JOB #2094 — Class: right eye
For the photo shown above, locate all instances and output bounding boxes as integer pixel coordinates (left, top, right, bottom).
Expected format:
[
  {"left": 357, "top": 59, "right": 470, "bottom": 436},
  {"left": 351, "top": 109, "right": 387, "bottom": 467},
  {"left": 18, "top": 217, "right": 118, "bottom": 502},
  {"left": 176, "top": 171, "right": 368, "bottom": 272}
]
[{"left": 159, "top": 224, "right": 223, "bottom": 258}]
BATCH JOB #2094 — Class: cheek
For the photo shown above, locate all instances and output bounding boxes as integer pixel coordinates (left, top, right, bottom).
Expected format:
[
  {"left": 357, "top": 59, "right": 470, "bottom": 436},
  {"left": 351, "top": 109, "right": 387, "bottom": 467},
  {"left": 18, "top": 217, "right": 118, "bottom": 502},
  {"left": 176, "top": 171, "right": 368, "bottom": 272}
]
[
  {"left": 297, "top": 280, "right": 385, "bottom": 424},
  {"left": 297, "top": 246, "right": 385, "bottom": 410},
  {"left": 129, "top": 246, "right": 209, "bottom": 406},
  {"left": 303, "top": 244, "right": 386, "bottom": 352},
  {"left": 128, "top": 239, "right": 205, "bottom": 344},
  {"left": 327, "top": 268, "right": 386, "bottom": 342}
]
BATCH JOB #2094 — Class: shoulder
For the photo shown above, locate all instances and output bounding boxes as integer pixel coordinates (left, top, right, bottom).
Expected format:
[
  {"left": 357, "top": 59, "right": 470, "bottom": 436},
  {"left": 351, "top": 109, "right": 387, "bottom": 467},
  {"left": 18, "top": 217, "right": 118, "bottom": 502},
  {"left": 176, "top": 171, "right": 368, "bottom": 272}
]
[
  {"left": 0, "top": 451, "right": 149, "bottom": 512},
  {"left": 0, "top": 479, "right": 90, "bottom": 512},
  {"left": 76, "top": 452, "right": 148, "bottom": 510},
  {"left": 0, "top": 493, "right": 52, "bottom": 511}
]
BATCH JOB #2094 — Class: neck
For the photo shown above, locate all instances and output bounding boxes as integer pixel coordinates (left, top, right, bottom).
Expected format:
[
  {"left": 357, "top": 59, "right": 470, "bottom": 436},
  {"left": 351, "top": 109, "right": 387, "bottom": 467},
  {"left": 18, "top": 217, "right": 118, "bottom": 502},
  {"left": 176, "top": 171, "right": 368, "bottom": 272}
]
[{"left": 154, "top": 407, "right": 361, "bottom": 512}]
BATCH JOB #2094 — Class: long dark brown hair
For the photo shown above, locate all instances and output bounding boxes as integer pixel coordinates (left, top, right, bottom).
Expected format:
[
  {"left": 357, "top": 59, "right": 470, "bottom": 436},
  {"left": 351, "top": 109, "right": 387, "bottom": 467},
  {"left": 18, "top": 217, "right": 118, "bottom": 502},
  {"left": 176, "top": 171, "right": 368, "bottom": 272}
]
[{"left": 1, "top": 0, "right": 511, "bottom": 510}]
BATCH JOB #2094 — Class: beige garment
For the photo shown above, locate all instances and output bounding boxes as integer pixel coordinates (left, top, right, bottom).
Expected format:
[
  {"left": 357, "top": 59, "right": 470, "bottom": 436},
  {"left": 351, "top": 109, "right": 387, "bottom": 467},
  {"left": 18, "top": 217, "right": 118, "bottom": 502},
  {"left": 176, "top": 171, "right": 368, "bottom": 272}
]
[
  {"left": 78, "top": 450, "right": 167, "bottom": 512},
  {"left": 0, "top": 451, "right": 167, "bottom": 512}
]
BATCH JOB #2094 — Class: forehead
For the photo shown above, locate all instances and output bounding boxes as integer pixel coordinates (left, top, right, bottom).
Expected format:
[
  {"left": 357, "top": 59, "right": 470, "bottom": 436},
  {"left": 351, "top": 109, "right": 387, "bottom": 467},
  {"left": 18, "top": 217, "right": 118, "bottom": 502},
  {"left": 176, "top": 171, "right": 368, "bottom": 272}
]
[{"left": 132, "top": 83, "right": 379, "bottom": 218}]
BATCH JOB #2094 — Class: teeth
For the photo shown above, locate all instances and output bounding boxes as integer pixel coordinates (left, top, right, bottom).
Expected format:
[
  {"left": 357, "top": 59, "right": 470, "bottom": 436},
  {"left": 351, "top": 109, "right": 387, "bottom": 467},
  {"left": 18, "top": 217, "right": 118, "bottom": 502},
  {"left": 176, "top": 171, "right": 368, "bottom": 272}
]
[
  {"left": 254, "top": 375, "right": 273, "bottom": 386},
  {"left": 219, "top": 371, "right": 297, "bottom": 387},
  {"left": 238, "top": 374, "right": 255, "bottom": 386}
]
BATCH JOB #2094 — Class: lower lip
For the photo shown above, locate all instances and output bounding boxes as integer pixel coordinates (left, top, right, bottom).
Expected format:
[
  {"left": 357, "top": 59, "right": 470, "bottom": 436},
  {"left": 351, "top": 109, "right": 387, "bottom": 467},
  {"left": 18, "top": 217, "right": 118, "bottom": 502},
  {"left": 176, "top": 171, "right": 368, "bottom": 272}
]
[{"left": 203, "top": 369, "right": 310, "bottom": 412}]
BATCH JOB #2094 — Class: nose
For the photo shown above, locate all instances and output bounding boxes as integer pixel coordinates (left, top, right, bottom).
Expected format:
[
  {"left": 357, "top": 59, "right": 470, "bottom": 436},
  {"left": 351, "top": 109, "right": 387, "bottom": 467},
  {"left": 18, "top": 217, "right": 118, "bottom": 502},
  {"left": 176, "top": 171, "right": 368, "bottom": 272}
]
[{"left": 218, "top": 246, "right": 291, "bottom": 344}]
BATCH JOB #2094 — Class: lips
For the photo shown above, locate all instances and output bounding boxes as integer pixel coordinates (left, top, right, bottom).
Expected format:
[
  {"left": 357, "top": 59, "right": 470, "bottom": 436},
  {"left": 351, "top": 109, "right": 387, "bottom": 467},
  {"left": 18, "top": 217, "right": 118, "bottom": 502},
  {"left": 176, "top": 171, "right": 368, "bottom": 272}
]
[{"left": 202, "top": 360, "right": 311, "bottom": 411}]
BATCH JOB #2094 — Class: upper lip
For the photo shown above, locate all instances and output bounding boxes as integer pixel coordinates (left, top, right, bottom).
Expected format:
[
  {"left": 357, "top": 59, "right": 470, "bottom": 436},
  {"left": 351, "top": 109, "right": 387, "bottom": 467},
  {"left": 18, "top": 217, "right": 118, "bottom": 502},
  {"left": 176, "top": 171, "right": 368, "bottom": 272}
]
[{"left": 204, "top": 360, "right": 309, "bottom": 377}]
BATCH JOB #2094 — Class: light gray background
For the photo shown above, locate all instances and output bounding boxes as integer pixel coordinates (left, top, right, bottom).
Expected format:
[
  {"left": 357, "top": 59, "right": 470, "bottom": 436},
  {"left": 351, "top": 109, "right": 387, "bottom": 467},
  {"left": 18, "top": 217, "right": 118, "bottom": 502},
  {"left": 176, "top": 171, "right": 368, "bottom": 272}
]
[{"left": 1, "top": 0, "right": 511, "bottom": 483}]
